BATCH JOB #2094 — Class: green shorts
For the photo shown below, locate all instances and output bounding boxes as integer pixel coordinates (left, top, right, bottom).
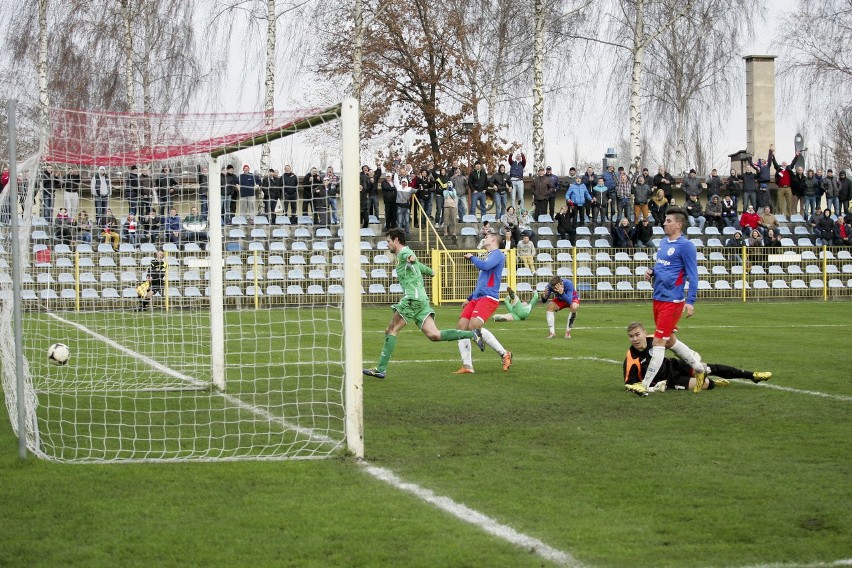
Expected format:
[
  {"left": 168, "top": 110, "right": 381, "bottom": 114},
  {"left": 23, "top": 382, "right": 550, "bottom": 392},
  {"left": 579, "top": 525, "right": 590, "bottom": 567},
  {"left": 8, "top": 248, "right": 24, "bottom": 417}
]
[{"left": 392, "top": 296, "right": 435, "bottom": 329}]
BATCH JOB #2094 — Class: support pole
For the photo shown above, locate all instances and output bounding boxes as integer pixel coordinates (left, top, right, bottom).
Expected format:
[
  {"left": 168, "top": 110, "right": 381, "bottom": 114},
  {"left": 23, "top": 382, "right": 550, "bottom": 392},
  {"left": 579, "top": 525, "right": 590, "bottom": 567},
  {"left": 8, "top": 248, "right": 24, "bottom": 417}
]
[
  {"left": 207, "top": 155, "right": 226, "bottom": 391},
  {"left": 8, "top": 100, "right": 27, "bottom": 459},
  {"left": 341, "top": 97, "right": 364, "bottom": 459}
]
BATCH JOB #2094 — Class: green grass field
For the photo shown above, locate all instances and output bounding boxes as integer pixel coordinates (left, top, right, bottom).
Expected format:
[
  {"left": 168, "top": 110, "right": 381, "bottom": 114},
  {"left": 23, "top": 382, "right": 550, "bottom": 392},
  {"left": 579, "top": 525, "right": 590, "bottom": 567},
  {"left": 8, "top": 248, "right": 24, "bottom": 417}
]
[{"left": 2, "top": 301, "right": 851, "bottom": 567}]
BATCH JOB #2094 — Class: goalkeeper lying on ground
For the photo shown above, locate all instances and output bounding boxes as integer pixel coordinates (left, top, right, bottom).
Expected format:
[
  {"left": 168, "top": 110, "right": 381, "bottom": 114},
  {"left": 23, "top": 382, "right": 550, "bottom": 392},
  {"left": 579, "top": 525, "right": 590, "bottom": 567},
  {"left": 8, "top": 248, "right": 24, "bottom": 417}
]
[
  {"left": 623, "top": 321, "right": 771, "bottom": 396},
  {"left": 492, "top": 287, "right": 539, "bottom": 322}
]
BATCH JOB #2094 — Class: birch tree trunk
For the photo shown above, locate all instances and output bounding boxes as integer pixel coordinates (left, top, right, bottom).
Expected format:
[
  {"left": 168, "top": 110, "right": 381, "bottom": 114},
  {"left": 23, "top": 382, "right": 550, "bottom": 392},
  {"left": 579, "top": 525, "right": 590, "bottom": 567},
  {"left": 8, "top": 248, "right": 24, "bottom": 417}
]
[
  {"left": 674, "top": 108, "right": 686, "bottom": 175},
  {"left": 121, "top": 0, "right": 135, "bottom": 113},
  {"left": 629, "top": 0, "right": 645, "bottom": 173},
  {"left": 532, "top": 0, "right": 545, "bottom": 171},
  {"left": 260, "top": 0, "right": 276, "bottom": 172},
  {"left": 37, "top": 0, "right": 50, "bottom": 147},
  {"left": 352, "top": 0, "right": 364, "bottom": 103}
]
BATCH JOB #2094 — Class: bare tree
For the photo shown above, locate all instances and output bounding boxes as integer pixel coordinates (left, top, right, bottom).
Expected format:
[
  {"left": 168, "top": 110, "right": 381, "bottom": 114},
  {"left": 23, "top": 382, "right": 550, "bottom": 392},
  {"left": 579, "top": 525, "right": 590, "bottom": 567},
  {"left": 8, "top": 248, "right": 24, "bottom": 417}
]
[
  {"left": 777, "top": 0, "right": 852, "bottom": 167},
  {"left": 643, "top": 0, "right": 758, "bottom": 175}
]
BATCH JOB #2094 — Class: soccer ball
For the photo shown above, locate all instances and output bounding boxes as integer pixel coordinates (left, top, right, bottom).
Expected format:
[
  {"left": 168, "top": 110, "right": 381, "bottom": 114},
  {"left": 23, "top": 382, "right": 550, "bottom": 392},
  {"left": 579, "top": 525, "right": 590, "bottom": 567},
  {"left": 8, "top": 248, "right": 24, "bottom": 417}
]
[{"left": 47, "top": 343, "right": 70, "bottom": 366}]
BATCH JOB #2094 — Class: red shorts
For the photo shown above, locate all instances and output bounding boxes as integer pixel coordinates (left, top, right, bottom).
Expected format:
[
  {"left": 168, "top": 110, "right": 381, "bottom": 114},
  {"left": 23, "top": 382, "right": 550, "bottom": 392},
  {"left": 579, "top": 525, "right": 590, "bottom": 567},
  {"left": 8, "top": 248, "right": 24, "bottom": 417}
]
[
  {"left": 652, "top": 300, "right": 684, "bottom": 340},
  {"left": 460, "top": 297, "right": 500, "bottom": 323},
  {"left": 552, "top": 297, "right": 580, "bottom": 310}
]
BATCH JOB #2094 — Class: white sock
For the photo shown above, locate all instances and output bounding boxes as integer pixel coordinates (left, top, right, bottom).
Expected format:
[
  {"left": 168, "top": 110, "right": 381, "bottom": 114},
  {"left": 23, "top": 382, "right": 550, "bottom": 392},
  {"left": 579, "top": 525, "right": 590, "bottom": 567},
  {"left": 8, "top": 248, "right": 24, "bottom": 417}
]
[
  {"left": 480, "top": 328, "right": 505, "bottom": 355},
  {"left": 670, "top": 340, "right": 703, "bottom": 372},
  {"left": 458, "top": 338, "right": 472, "bottom": 368},
  {"left": 642, "top": 346, "right": 666, "bottom": 388},
  {"left": 546, "top": 311, "right": 555, "bottom": 334}
]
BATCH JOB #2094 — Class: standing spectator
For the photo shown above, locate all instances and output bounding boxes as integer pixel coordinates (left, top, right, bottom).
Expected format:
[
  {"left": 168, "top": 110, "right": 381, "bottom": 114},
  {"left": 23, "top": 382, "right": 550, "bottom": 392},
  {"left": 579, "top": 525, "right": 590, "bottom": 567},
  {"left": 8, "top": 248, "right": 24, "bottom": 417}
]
[
  {"left": 220, "top": 165, "right": 238, "bottom": 225},
  {"left": 301, "top": 167, "right": 320, "bottom": 219},
  {"left": 138, "top": 166, "right": 154, "bottom": 218},
  {"left": 790, "top": 165, "right": 807, "bottom": 215},
  {"left": 591, "top": 177, "right": 609, "bottom": 223},
  {"left": 566, "top": 175, "right": 592, "bottom": 225},
  {"left": 612, "top": 217, "right": 635, "bottom": 248},
  {"left": 541, "top": 276, "right": 580, "bottom": 339},
  {"left": 122, "top": 213, "right": 139, "bottom": 245},
  {"left": 822, "top": 169, "right": 841, "bottom": 216},
  {"left": 414, "top": 168, "right": 435, "bottom": 227},
  {"left": 381, "top": 171, "right": 397, "bottom": 230},
  {"left": 140, "top": 208, "right": 161, "bottom": 243},
  {"left": 741, "top": 165, "right": 758, "bottom": 212},
  {"left": 507, "top": 151, "right": 526, "bottom": 210},
  {"left": 705, "top": 169, "right": 722, "bottom": 199},
  {"left": 280, "top": 165, "right": 299, "bottom": 224},
  {"left": 490, "top": 164, "right": 511, "bottom": 221},
  {"left": 198, "top": 166, "right": 209, "bottom": 218},
  {"left": 649, "top": 188, "right": 668, "bottom": 226},
  {"left": 685, "top": 194, "right": 706, "bottom": 231},
  {"left": 582, "top": 166, "right": 597, "bottom": 223},
  {"left": 165, "top": 207, "right": 182, "bottom": 244},
  {"left": 681, "top": 169, "right": 703, "bottom": 201},
  {"left": 771, "top": 149, "right": 801, "bottom": 217},
  {"left": 125, "top": 165, "right": 140, "bottom": 216},
  {"left": 554, "top": 204, "right": 577, "bottom": 244},
  {"left": 601, "top": 164, "right": 617, "bottom": 221},
  {"left": 262, "top": 168, "right": 283, "bottom": 223},
  {"left": 516, "top": 234, "right": 535, "bottom": 271},
  {"left": 40, "top": 164, "right": 61, "bottom": 220},
  {"left": 632, "top": 174, "right": 651, "bottom": 222},
  {"left": 545, "top": 166, "right": 560, "bottom": 218},
  {"left": 705, "top": 195, "right": 724, "bottom": 231},
  {"left": 91, "top": 166, "right": 111, "bottom": 223},
  {"left": 615, "top": 171, "right": 632, "bottom": 222},
  {"left": 394, "top": 172, "right": 413, "bottom": 237},
  {"left": 814, "top": 167, "right": 825, "bottom": 210},
  {"left": 100, "top": 208, "right": 120, "bottom": 251},
  {"left": 725, "top": 169, "right": 743, "bottom": 213},
  {"left": 369, "top": 161, "right": 382, "bottom": 220},
  {"left": 157, "top": 166, "right": 179, "bottom": 216},
  {"left": 531, "top": 167, "right": 552, "bottom": 222},
  {"left": 433, "top": 166, "right": 448, "bottom": 227},
  {"left": 63, "top": 166, "right": 82, "bottom": 219},
  {"left": 450, "top": 167, "right": 468, "bottom": 221},
  {"left": 468, "top": 162, "right": 489, "bottom": 219},
  {"left": 323, "top": 166, "right": 341, "bottom": 224},
  {"left": 237, "top": 164, "right": 259, "bottom": 218},
  {"left": 751, "top": 148, "right": 774, "bottom": 209},
  {"left": 739, "top": 205, "right": 760, "bottom": 234},
  {"left": 634, "top": 217, "right": 654, "bottom": 248},
  {"left": 802, "top": 169, "right": 819, "bottom": 219},
  {"left": 312, "top": 177, "right": 331, "bottom": 227},
  {"left": 442, "top": 181, "right": 459, "bottom": 237},
  {"left": 839, "top": 170, "right": 851, "bottom": 216},
  {"left": 653, "top": 165, "right": 676, "bottom": 201}
]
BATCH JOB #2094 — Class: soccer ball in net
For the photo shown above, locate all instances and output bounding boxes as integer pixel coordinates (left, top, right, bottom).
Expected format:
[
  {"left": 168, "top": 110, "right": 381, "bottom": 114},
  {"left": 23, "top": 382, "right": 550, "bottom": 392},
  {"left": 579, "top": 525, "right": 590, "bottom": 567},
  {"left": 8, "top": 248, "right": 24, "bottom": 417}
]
[{"left": 47, "top": 343, "right": 70, "bottom": 366}]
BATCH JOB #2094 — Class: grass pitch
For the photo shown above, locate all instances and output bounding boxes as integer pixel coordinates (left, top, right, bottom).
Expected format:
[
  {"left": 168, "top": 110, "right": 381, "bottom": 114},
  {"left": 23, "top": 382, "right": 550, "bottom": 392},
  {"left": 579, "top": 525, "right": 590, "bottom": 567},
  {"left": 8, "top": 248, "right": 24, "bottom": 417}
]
[{"left": 1, "top": 300, "right": 851, "bottom": 567}]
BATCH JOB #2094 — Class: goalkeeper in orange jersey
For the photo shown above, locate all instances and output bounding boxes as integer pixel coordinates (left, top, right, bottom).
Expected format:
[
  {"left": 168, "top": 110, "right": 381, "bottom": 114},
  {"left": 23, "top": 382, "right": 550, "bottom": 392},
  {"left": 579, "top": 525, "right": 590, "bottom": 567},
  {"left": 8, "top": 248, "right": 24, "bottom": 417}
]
[
  {"left": 363, "top": 228, "right": 483, "bottom": 379},
  {"left": 623, "top": 321, "right": 772, "bottom": 396}
]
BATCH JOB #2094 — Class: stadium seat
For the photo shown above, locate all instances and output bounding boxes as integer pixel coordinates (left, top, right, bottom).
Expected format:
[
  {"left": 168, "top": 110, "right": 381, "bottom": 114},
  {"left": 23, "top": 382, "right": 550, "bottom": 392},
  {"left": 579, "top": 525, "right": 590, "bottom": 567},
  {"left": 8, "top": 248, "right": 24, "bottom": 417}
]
[
  {"left": 266, "top": 269, "right": 285, "bottom": 281},
  {"left": 652, "top": 226, "right": 664, "bottom": 235},
  {"left": 307, "top": 285, "right": 325, "bottom": 295},
  {"left": 389, "top": 283, "right": 403, "bottom": 294},
  {"left": 226, "top": 255, "right": 242, "bottom": 266},
  {"left": 687, "top": 227, "right": 702, "bottom": 236},
  {"left": 780, "top": 238, "right": 796, "bottom": 247},
  {"left": 633, "top": 251, "right": 651, "bottom": 262},
  {"left": 535, "top": 267, "right": 553, "bottom": 277},
  {"left": 40, "top": 289, "right": 58, "bottom": 301},
  {"left": 231, "top": 216, "right": 247, "bottom": 225},
  {"left": 706, "top": 238, "right": 723, "bottom": 247},
  {"left": 793, "top": 225, "right": 809, "bottom": 235},
  {"left": 577, "top": 282, "right": 593, "bottom": 292},
  {"left": 101, "top": 272, "right": 118, "bottom": 284},
  {"left": 595, "top": 252, "right": 611, "bottom": 262},
  {"left": 595, "top": 267, "right": 613, "bottom": 277},
  {"left": 537, "top": 239, "right": 553, "bottom": 249},
  {"left": 245, "top": 269, "right": 264, "bottom": 282},
  {"left": 704, "top": 226, "right": 720, "bottom": 235},
  {"left": 462, "top": 214, "right": 478, "bottom": 223},
  {"left": 809, "top": 279, "right": 824, "bottom": 289},
  {"left": 368, "top": 284, "right": 386, "bottom": 294},
  {"left": 54, "top": 244, "right": 72, "bottom": 255},
  {"left": 297, "top": 215, "right": 313, "bottom": 225},
  {"left": 287, "top": 269, "right": 305, "bottom": 280},
  {"left": 787, "top": 265, "right": 802, "bottom": 275},
  {"left": 615, "top": 266, "right": 632, "bottom": 277},
  {"left": 797, "top": 237, "right": 814, "bottom": 247},
  {"left": 594, "top": 239, "right": 611, "bottom": 248},
  {"left": 225, "top": 269, "right": 242, "bottom": 281},
  {"left": 709, "top": 252, "right": 725, "bottom": 262},
  {"left": 697, "top": 266, "right": 709, "bottom": 276},
  {"left": 309, "top": 254, "right": 327, "bottom": 265},
  {"left": 576, "top": 267, "right": 593, "bottom": 277},
  {"left": 805, "top": 265, "right": 821, "bottom": 274},
  {"left": 695, "top": 252, "right": 706, "bottom": 262},
  {"left": 328, "top": 284, "right": 344, "bottom": 295},
  {"left": 596, "top": 282, "right": 614, "bottom": 291},
  {"left": 593, "top": 226, "right": 609, "bottom": 236},
  {"left": 575, "top": 252, "right": 592, "bottom": 262},
  {"left": 516, "top": 267, "right": 533, "bottom": 278},
  {"left": 753, "top": 279, "right": 770, "bottom": 290},
  {"left": 731, "top": 265, "right": 744, "bottom": 276},
  {"left": 750, "top": 265, "right": 766, "bottom": 275},
  {"left": 733, "top": 280, "right": 749, "bottom": 290},
  {"left": 575, "top": 227, "right": 591, "bottom": 236},
  {"left": 575, "top": 239, "right": 592, "bottom": 248},
  {"left": 370, "top": 268, "right": 388, "bottom": 279},
  {"left": 556, "top": 252, "right": 572, "bottom": 263},
  {"left": 77, "top": 243, "right": 94, "bottom": 254},
  {"left": 616, "top": 281, "right": 633, "bottom": 291},
  {"left": 614, "top": 252, "right": 631, "bottom": 262},
  {"left": 537, "top": 214, "right": 553, "bottom": 223},
  {"left": 360, "top": 228, "right": 376, "bottom": 238},
  {"left": 837, "top": 250, "right": 852, "bottom": 260},
  {"left": 828, "top": 279, "right": 844, "bottom": 289},
  {"left": 183, "top": 242, "right": 202, "bottom": 253},
  {"left": 286, "top": 284, "right": 305, "bottom": 295},
  {"left": 537, "top": 226, "right": 554, "bottom": 236},
  {"left": 482, "top": 214, "right": 496, "bottom": 223},
  {"left": 289, "top": 254, "right": 306, "bottom": 265},
  {"left": 801, "top": 250, "right": 817, "bottom": 261},
  {"left": 777, "top": 226, "right": 791, "bottom": 236},
  {"left": 536, "top": 252, "right": 553, "bottom": 263},
  {"left": 722, "top": 226, "right": 737, "bottom": 235},
  {"left": 556, "top": 267, "right": 573, "bottom": 277},
  {"left": 790, "top": 279, "right": 807, "bottom": 289},
  {"left": 184, "top": 286, "right": 203, "bottom": 298}
]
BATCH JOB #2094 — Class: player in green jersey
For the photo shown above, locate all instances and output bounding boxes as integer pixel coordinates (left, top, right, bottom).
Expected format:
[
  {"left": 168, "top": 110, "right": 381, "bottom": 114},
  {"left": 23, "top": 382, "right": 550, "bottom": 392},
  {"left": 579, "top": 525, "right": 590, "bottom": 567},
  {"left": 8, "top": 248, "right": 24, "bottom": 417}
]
[
  {"left": 492, "top": 287, "right": 539, "bottom": 322},
  {"left": 364, "top": 228, "right": 483, "bottom": 379}
]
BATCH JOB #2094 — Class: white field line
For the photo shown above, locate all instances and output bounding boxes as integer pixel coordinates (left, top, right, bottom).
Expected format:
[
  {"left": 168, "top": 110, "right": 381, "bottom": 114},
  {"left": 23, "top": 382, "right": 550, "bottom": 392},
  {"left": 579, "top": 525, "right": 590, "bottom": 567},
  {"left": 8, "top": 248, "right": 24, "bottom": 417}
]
[
  {"left": 739, "top": 559, "right": 852, "bottom": 568},
  {"left": 379, "top": 356, "right": 852, "bottom": 402},
  {"left": 361, "top": 463, "right": 581, "bottom": 567},
  {"left": 48, "top": 312, "right": 576, "bottom": 566}
]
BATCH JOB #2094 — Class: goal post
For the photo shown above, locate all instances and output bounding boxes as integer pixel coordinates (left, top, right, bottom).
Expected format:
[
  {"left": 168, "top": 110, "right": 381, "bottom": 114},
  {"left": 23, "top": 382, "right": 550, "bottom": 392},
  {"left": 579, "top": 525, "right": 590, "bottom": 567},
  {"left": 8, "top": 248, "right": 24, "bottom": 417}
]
[{"left": 0, "top": 99, "right": 364, "bottom": 462}]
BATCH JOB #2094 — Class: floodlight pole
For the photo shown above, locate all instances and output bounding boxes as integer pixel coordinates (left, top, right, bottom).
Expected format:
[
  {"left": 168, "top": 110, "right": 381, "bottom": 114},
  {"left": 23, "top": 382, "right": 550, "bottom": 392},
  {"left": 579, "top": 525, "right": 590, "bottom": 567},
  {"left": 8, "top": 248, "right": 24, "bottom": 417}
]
[{"left": 8, "top": 99, "right": 27, "bottom": 459}]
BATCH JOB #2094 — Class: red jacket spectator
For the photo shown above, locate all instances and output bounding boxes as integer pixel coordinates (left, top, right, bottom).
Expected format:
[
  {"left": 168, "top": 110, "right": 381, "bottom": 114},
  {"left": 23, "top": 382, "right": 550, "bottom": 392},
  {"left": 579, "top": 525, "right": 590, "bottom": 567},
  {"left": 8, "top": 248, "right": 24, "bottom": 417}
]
[{"left": 739, "top": 207, "right": 760, "bottom": 231}]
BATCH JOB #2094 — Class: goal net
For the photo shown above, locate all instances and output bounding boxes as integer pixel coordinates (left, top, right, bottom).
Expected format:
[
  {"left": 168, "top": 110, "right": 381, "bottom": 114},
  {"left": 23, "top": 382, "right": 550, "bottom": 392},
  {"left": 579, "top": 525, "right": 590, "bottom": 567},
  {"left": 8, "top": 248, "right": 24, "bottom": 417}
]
[{"left": 0, "top": 101, "right": 364, "bottom": 463}]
